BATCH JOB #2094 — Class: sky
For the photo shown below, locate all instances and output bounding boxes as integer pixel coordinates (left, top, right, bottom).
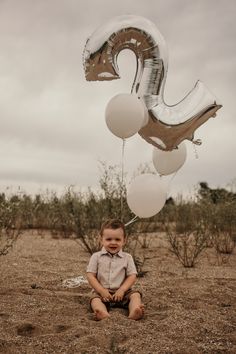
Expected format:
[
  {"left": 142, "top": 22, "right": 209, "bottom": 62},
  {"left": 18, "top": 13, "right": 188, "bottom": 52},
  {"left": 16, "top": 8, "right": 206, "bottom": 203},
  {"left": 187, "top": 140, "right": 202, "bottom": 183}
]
[{"left": 0, "top": 0, "right": 235, "bottom": 199}]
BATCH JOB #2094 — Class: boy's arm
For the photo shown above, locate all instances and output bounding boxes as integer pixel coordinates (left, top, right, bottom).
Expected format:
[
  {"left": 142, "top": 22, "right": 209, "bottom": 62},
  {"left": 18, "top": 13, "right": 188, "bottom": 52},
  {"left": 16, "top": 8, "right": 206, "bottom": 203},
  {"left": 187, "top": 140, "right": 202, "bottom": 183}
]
[
  {"left": 113, "top": 274, "right": 137, "bottom": 302},
  {"left": 86, "top": 272, "right": 113, "bottom": 301}
]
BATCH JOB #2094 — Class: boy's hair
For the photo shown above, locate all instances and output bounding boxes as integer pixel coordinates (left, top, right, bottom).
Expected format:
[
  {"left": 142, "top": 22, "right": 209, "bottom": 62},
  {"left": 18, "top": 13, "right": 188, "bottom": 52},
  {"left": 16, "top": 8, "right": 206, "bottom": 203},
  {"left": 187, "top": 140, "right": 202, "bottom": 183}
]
[{"left": 100, "top": 219, "right": 126, "bottom": 238}]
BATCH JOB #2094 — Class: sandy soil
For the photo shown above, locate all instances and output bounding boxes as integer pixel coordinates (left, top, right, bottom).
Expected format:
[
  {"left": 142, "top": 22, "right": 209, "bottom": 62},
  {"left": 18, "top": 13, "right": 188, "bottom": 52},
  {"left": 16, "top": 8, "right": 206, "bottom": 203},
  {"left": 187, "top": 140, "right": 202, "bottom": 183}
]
[{"left": 0, "top": 230, "right": 236, "bottom": 354}]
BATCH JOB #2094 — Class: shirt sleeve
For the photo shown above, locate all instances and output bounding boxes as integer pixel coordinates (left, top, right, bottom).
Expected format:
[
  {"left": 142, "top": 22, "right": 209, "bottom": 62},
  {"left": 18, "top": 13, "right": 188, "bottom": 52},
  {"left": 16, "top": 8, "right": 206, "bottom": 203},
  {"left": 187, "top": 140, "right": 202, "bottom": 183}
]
[
  {"left": 86, "top": 253, "right": 98, "bottom": 273},
  {"left": 126, "top": 254, "right": 137, "bottom": 276}
]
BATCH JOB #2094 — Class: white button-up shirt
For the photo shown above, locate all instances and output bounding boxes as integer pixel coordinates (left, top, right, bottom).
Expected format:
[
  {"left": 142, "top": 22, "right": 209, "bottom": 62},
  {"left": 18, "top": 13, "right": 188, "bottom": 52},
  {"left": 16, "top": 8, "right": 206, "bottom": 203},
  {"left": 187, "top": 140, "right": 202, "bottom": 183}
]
[{"left": 87, "top": 247, "right": 137, "bottom": 290}]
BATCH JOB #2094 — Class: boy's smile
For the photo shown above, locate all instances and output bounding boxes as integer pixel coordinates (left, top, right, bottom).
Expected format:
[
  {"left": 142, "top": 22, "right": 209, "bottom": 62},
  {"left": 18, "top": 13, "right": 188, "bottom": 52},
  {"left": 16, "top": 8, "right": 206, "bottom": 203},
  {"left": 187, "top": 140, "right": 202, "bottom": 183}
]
[{"left": 101, "top": 228, "right": 125, "bottom": 254}]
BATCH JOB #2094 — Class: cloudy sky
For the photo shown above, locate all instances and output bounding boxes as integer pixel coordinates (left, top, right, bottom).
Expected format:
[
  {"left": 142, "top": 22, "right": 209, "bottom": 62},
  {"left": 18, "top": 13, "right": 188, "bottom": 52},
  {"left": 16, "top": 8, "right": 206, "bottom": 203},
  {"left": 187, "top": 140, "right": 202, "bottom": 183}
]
[{"left": 0, "top": 0, "right": 235, "bottom": 198}]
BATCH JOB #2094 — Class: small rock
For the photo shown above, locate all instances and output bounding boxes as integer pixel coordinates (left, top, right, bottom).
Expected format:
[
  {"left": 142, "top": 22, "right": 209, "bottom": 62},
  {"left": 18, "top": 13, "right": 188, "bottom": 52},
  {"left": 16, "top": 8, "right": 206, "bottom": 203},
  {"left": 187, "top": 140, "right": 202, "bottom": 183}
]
[{"left": 30, "top": 283, "right": 42, "bottom": 289}]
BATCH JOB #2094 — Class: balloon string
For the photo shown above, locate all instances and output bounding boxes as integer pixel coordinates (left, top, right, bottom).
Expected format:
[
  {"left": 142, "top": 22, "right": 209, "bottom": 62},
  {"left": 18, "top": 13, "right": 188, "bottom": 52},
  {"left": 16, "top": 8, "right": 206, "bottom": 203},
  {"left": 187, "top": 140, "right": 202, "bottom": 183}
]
[
  {"left": 192, "top": 143, "right": 199, "bottom": 159},
  {"left": 160, "top": 171, "right": 177, "bottom": 198},
  {"left": 168, "top": 171, "right": 178, "bottom": 196},
  {"left": 170, "top": 171, "right": 178, "bottom": 183},
  {"left": 125, "top": 215, "right": 139, "bottom": 227},
  {"left": 120, "top": 138, "right": 126, "bottom": 220}
]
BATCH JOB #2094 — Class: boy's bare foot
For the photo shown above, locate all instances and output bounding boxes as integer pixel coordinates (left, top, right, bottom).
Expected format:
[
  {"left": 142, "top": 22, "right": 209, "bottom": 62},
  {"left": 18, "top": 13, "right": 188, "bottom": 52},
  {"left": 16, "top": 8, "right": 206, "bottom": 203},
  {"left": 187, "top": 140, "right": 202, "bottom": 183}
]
[
  {"left": 94, "top": 309, "right": 110, "bottom": 321},
  {"left": 128, "top": 304, "right": 144, "bottom": 320}
]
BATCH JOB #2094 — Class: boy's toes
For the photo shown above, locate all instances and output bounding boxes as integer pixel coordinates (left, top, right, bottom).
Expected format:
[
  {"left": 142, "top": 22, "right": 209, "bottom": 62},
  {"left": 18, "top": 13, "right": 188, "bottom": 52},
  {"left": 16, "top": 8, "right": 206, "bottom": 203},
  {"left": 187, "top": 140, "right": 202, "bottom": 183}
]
[
  {"left": 128, "top": 305, "right": 144, "bottom": 320},
  {"left": 94, "top": 310, "right": 110, "bottom": 321}
]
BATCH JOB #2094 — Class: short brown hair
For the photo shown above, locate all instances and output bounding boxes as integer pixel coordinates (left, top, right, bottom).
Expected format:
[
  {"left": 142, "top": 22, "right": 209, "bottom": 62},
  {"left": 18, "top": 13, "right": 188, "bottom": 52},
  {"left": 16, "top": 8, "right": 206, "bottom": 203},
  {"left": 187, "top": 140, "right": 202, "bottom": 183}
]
[{"left": 100, "top": 219, "right": 126, "bottom": 238}]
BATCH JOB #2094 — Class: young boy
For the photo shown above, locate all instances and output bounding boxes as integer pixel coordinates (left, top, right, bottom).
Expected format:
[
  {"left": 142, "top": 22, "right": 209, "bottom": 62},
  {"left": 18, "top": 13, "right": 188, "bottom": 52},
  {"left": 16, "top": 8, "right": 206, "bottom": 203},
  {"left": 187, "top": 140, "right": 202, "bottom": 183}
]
[{"left": 86, "top": 219, "right": 144, "bottom": 321}]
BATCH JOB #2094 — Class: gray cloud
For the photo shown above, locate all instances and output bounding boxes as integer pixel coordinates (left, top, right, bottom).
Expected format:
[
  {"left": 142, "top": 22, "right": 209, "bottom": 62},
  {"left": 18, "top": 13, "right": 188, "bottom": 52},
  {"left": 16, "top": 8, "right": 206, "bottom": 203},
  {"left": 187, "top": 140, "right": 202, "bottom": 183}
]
[{"left": 0, "top": 0, "right": 235, "bottom": 197}]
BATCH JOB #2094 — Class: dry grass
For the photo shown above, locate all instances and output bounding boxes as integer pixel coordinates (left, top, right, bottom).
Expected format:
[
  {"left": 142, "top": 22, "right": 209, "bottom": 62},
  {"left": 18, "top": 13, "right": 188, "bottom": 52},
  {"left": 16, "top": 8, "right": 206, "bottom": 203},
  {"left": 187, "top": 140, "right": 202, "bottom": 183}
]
[{"left": 0, "top": 231, "right": 236, "bottom": 354}]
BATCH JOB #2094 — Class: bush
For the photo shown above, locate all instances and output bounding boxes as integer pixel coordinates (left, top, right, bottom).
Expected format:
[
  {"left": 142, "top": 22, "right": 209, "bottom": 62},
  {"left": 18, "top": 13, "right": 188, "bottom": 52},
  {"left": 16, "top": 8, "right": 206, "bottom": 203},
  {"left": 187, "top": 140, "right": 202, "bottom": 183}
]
[
  {"left": 0, "top": 197, "right": 22, "bottom": 256},
  {"left": 165, "top": 202, "right": 208, "bottom": 267}
]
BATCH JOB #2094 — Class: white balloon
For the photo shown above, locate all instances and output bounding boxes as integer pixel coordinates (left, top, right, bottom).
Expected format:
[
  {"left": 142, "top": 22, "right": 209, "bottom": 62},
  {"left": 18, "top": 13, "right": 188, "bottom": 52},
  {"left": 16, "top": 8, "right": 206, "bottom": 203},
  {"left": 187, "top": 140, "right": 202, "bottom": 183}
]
[
  {"left": 105, "top": 94, "right": 147, "bottom": 139},
  {"left": 127, "top": 173, "right": 167, "bottom": 218},
  {"left": 152, "top": 142, "right": 187, "bottom": 175}
]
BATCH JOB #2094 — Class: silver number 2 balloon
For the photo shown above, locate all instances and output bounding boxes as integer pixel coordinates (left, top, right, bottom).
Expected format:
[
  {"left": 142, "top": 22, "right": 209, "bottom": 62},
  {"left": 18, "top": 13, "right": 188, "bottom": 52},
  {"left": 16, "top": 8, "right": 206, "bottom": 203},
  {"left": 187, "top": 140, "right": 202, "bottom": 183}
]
[{"left": 83, "top": 15, "right": 222, "bottom": 151}]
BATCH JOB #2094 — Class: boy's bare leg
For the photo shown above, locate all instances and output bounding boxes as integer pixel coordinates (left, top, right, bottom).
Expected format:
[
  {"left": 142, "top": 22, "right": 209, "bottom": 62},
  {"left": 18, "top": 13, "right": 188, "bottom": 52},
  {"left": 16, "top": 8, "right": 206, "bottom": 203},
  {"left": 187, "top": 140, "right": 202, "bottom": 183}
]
[
  {"left": 128, "top": 292, "right": 144, "bottom": 320},
  {"left": 91, "top": 298, "right": 110, "bottom": 321}
]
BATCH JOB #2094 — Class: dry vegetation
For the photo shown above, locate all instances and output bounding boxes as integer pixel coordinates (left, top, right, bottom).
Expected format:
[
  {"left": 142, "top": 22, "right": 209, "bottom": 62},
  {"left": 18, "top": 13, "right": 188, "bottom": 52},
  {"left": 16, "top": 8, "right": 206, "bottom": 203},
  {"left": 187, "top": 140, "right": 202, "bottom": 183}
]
[{"left": 0, "top": 167, "right": 236, "bottom": 353}]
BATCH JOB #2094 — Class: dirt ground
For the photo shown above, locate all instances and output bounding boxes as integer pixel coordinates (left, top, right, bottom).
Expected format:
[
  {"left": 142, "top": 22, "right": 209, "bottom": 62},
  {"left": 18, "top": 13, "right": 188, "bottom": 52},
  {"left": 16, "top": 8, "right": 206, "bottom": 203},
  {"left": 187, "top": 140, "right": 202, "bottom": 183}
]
[{"left": 0, "top": 230, "right": 236, "bottom": 354}]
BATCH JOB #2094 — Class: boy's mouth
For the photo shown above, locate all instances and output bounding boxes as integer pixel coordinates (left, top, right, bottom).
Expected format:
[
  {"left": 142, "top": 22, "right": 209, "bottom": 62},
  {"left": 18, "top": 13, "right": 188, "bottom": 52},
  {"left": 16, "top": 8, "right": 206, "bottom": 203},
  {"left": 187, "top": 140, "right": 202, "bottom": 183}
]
[{"left": 109, "top": 246, "right": 118, "bottom": 251}]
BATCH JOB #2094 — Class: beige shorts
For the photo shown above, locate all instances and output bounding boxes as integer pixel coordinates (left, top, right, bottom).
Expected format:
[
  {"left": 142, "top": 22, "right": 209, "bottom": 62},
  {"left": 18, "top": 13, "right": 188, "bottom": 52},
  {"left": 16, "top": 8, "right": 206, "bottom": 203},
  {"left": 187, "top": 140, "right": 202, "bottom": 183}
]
[{"left": 90, "top": 288, "right": 142, "bottom": 310}]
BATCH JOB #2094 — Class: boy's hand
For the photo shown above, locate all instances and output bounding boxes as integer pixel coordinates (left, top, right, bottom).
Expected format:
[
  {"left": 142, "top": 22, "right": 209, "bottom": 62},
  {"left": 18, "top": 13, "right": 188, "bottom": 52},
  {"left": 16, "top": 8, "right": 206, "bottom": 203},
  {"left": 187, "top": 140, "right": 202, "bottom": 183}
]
[
  {"left": 99, "top": 288, "right": 113, "bottom": 302},
  {"left": 113, "top": 288, "right": 125, "bottom": 302}
]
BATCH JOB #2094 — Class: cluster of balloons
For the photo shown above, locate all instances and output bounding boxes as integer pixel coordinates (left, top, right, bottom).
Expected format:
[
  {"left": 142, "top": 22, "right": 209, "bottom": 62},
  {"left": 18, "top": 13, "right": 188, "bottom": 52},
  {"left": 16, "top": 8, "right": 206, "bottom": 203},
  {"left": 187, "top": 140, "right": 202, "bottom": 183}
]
[
  {"left": 83, "top": 15, "right": 222, "bottom": 218},
  {"left": 105, "top": 92, "right": 187, "bottom": 218}
]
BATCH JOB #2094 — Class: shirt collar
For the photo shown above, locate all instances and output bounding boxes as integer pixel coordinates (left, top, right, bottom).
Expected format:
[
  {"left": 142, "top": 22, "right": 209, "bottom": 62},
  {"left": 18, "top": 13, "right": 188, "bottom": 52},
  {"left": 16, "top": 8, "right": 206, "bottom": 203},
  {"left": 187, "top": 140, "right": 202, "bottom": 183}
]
[{"left": 101, "top": 246, "right": 124, "bottom": 258}]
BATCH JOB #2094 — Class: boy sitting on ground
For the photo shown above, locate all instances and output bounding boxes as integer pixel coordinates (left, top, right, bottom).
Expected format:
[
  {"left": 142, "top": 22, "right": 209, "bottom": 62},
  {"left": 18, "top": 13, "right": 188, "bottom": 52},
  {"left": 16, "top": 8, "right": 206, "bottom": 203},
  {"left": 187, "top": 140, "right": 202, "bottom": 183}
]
[{"left": 86, "top": 219, "right": 144, "bottom": 321}]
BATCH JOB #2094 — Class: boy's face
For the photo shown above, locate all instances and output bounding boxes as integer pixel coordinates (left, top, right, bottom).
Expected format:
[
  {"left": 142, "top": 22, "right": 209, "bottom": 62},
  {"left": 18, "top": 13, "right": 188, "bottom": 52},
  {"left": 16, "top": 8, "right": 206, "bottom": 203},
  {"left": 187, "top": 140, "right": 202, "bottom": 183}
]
[{"left": 101, "top": 227, "right": 125, "bottom": 254}]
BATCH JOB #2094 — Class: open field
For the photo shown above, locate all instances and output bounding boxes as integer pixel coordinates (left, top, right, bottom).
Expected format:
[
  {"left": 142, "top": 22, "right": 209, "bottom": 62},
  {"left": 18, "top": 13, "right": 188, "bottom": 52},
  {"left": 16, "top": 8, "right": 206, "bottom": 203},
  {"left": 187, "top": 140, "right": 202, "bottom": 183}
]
[{"left": 0, "top": 231, "right": 236, "bottom": 354}]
